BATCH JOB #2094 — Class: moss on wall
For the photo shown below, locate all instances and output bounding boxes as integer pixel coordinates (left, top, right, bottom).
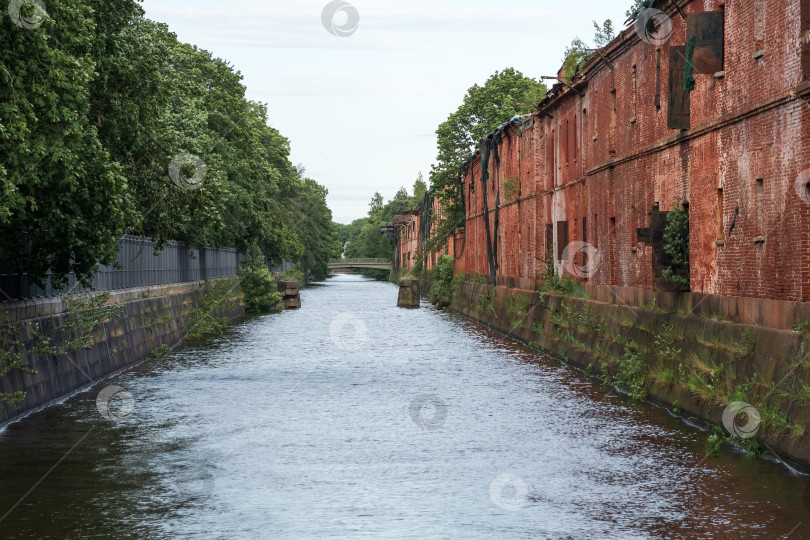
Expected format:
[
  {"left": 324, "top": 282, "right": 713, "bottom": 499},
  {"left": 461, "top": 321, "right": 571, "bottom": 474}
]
[{"left": 450, "top": 281, "right": 810, "bottom": 470}]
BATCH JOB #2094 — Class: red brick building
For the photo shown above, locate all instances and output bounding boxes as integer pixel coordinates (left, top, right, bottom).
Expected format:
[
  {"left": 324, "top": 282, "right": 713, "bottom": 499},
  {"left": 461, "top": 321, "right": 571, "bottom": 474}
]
[{"left": 391, "top": 0, "right": 810, "bottom": 302}]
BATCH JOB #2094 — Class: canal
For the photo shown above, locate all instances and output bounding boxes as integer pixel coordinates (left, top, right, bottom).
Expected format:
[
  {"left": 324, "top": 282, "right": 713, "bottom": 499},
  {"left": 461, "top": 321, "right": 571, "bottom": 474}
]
[{"left": 1, "top": 274, "right": 809, "bottom": 538}]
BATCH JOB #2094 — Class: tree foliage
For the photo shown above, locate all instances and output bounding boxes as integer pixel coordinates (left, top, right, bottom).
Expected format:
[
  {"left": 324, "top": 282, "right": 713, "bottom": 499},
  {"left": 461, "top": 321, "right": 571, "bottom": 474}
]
[
  {"left": 561, "top": 20, "right": 616, "bottom": 84},
  {"left": 663, "top": 202, "right": 690, "bottom": 288},
  {"left": 342, "top": 187, "right": 420, "bottom": 262},
  {"left": 239, "top": 250, "right": 283, "bottom": 314},
  {"left": 430, "top": 68, "right": 547, "bottom": 255},
  {"left": 625, "top": 0, "right": 653, "bottom": 19},
  {"left": 0, "top": 0, "right": 339, "bottom": 287}
]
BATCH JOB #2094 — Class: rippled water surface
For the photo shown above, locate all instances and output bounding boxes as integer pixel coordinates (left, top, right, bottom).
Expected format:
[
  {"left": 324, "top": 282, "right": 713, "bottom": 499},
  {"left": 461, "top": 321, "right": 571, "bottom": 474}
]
[{"left": 1, "top": 274, "right": 809, "bottom": 538}]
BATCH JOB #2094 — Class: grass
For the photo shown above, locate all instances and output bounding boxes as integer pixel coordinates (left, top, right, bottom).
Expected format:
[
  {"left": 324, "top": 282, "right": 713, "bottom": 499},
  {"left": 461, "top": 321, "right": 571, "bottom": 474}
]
[
  {"left": 505, "top": 294, "right": 531, "bottom": 330},
  {"left": 793, "top": 320, "right": 810, "bottom": 334},
  {"left": 531, "top": 320, "right": 546, "bottom": 340}
]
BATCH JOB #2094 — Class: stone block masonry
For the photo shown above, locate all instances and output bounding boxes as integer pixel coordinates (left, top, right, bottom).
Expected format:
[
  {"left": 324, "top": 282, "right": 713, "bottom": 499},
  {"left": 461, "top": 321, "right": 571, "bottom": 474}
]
[
  {"left": 450, "top": 281, "right": 810, "bottom": 470},
  {"left": 0, "top": 281, "right": 244, "bottom": 425}
]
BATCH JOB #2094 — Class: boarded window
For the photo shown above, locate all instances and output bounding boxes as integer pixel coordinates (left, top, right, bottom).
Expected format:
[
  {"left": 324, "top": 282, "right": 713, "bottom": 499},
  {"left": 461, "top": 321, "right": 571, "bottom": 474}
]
[
  {"left": 556, "top": 221, "right": 569, "bottom": 260},
  {"left": 545, "top": 224, "right": 554, "bottom": 259},
  {"left": 668, "top": 46, "right": 691, "bottom": 130},
  {"left": 686, "top": 12, "right": 725, "bottom": 74}
]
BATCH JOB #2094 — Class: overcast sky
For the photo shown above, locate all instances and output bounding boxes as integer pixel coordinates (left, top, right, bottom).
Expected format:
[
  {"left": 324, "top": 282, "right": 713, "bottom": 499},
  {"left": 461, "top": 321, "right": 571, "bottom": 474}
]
[{"left": 141, "top": 0, "right": 635, "bottom": 224}]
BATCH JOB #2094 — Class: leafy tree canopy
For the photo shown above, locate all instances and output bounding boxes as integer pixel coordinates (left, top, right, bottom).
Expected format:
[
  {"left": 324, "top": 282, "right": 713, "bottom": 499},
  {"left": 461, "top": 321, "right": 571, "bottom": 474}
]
[
  {"left": 429, "top": 68, "right": 547, "bottom": 254},
  {"left": 0, "top": 0, "right": 339, "bottom": 287}
]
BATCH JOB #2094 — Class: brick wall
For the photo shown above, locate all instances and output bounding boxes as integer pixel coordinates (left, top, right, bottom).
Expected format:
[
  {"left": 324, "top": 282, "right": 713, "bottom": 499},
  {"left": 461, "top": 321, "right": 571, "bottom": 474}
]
[{"left": 396, "top": 0, "right": 810, "bottom": 303}]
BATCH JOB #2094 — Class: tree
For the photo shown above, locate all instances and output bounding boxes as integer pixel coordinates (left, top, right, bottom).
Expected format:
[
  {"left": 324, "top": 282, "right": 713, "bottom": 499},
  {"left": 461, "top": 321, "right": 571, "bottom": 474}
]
[
  {"left": 562, "top": 20, "right": 615, "bottom": 85},
  {"left": 0, "top": 0, "right": 339, "bottom": 288},
  {"left": 369, "top": 192, "right": 384, "bottom": 214},
  {"left": 625, "top": 0, "right": 652, "bottom": 19},
  {"left": 593, "top": 20, "right": 616, "bottom": 48},
  {"left": 430, "top": 68, "right": 547, "bottom": 259},
  {"left": 413, "top": 172, "right": 427, "bottom": 202},
  {"left": 342, "top": 189, "right": 424, "bottom": 274},
  {"left": 0, "top": 0, "right": 133, "bottom": 287}
]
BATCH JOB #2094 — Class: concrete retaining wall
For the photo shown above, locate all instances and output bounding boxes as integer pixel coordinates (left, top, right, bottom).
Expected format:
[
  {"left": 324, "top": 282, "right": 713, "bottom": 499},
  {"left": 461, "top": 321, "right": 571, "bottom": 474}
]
[
  {"left": 0, "top": 281, "right": 243, "bottom": 425},
  {"left": 450, "top": 281, "right": 810, "bottom": 470}
]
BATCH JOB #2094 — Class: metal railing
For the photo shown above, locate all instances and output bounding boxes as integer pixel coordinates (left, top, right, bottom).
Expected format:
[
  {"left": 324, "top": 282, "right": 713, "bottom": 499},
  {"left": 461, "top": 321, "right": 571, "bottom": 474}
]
[
  {"left": 0, "top": 235, "right": 293, "bottom": 302},
  {"left": 328, "top": 258, "right": 392, "bottom": 265}
]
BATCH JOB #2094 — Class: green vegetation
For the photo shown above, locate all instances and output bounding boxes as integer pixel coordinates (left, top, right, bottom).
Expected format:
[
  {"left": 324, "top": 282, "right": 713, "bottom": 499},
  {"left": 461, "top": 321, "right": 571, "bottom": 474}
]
[
  {"left": 505, "top": 295, "right": 531, "bottom": 330},
  {"left": 0, "top": 316, "right": 41, "bottom": 409},
  {"left": 538, "top": 251, "right": 588, "bottom": 298},
  {"left": 561, "top": 21, "right": 616, "bottom": 84},
  {"left": 0, "top": 1, "right": 339, "bottom": 288},
  {"left": 0, "top": 289, "right": 124, "bottom": 410},
  {"left": 429, "top": 69, "right": 547, "bottom": 262},
  {"left": 340, "top": 181, "right": 425, "bottom": 280},
  {"left": 467, "top": 272, "right": 489, "bottom": 284},
  {"left": 625, "top": 0, "right": 651, "bottom": 19},
  {"left": 283, "top": 264, "right": 306, "bottom": 285},
  {"left": 478, "top": 289, "right": 497, "bottom": 318},
  {"left": 662, "top": 202, "right": 690, "bottom": 289},
  {"left": 429, "top": 254, "right": 456, "bottom": 306},
  {"left": 793, "top": 320, "right": 810, "bottom": 334},
  {"left": 150, "top": 344, "right": 171, "bottom": 359},
  {"left": 239, "top": 251, "right": 283, "bottom": 315},
  {"left": 185, "top": 278, "right": 239, "bottom": 341},
  {"left": 613, "top": 345, "right": 648, "bottom": 400},
  {"left": 57, "top": 291, "right": 125, "bottom": 353},
  {"left": 503, "top": 177, "right": 520, "bottom": 202}
]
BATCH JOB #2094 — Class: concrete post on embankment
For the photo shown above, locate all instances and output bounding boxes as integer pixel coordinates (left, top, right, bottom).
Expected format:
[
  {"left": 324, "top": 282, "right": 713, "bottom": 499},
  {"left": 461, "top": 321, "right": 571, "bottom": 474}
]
[{"left": 397, "top": 279, "right": 420, "bottom": 308}]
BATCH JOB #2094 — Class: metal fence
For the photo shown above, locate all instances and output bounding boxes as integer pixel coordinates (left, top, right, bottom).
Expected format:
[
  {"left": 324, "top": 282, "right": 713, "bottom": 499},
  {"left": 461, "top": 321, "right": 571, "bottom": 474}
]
[
  {"left": 0, "top": 235, "right": 293, "bottom": 302},
  {"left": 328, "top": 258, "right": 392, "bottom": 264}
]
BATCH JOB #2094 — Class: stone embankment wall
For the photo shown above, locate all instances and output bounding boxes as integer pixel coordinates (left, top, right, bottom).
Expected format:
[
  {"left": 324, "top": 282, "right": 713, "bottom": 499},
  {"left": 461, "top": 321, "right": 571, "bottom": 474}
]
[
  {"left": 0, "top": 281, "right": 244, "bottom": 425},
  {"left": 450, "top": 281, "right": 810, "bottom": 470}
]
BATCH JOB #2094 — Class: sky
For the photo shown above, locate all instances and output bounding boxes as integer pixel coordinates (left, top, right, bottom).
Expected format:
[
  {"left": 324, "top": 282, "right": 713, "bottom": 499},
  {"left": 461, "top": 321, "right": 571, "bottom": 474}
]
[{"left": 140, "top": 0, "right": 637, "bottom": 224}]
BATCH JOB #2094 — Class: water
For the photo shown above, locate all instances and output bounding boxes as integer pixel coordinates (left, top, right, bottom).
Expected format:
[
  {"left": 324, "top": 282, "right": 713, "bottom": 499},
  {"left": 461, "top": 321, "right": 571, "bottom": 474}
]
[{"left": 1, "top": 274, "right": 809, "bottom": 539}]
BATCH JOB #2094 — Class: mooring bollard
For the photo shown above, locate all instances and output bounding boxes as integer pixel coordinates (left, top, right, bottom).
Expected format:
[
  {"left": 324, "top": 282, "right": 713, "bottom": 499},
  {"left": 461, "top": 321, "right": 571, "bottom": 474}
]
[
  {"left": 277, "top": 280, "right": 301, "bottom": 309},
  {"left": 397, "top": 279, "right": 420, "bottom": 308}
]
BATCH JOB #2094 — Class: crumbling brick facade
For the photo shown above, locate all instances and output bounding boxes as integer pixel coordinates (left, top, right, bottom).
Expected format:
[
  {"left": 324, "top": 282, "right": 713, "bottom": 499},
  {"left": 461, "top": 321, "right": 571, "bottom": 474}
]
[{"left": 392, "top": 0, "right": 810, "bottom": 302}]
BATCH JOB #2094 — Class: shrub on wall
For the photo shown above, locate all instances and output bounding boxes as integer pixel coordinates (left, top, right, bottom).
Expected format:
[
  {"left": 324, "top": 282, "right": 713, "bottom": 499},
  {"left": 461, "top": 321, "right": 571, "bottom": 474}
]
[
  {"left": 283, "top": 264, "right": 306, "bottom": 284},
  {"left": 239, "top": 251, "right": 283, "bottom": 314},
  {"left": 663, "top": 202, "right": 690, "bottom": 289}
]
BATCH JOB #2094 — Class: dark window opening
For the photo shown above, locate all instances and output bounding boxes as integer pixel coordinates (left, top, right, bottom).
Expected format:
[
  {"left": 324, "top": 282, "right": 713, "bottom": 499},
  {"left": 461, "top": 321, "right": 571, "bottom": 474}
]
[
  {"left": 655, "top": 49, "right": 661, "bottom": 110},
  {"left": 717, "top": 188, "right": 725, "bottom": 240},
  {"left": 556, "top": 221, "right": 569, "bottom": 261},
  {"left": 756, "top": 179, "right": 764, "bottom": 235}
]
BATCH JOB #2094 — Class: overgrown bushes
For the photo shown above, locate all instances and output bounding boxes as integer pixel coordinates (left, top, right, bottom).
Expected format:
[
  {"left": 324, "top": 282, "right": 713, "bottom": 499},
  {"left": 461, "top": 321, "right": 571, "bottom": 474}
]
[
  {"left": 238, "top": 252, "right": 283, "bottom": 315},
  {"left": 538, "top": 250, "right": 588, "bottom": 298},
  {"left": 663, "top": 202, "right": 690, "bottom": 289},
  {"left": 429, "top": 254, "right": 455, "bottom": 306}
]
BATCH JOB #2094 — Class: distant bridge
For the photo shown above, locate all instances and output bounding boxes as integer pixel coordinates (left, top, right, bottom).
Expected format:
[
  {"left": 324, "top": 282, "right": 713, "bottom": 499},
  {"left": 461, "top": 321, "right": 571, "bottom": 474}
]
[{"left": 328, "top": 258, "right": 393, "bottom": 271}]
